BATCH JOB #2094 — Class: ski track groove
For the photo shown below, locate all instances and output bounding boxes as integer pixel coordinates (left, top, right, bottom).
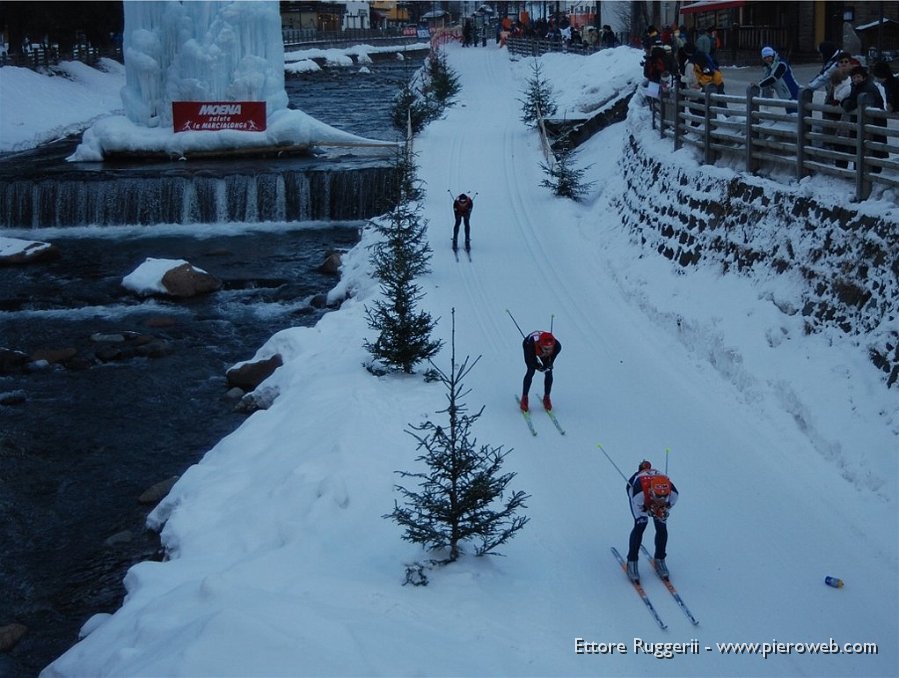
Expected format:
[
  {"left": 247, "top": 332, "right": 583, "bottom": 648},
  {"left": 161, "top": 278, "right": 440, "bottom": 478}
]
[{"left": 491, "top": 55, "right": 616, "bottom": 364}]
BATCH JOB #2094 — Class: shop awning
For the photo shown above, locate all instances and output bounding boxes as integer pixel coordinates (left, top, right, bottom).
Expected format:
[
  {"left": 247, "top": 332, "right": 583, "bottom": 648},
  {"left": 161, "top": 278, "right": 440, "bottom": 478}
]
[{"left": 681, "top": 0, "right": 745, "bottom": 14}]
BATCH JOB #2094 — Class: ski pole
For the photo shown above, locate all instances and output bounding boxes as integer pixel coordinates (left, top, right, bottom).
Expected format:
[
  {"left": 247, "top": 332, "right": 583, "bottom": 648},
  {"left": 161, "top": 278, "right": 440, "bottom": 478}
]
[
  {"left": 550, "top": 314, "right": 554, "bottom": 333},
  {"left": 505, "top": 309, "right": 526, "bottom": 339},
  {"left": 596, "top": 443, "right": 629, "bottom": 483},
  {"left": 665, "top": 447, "right": 670, "bottom": 475}
]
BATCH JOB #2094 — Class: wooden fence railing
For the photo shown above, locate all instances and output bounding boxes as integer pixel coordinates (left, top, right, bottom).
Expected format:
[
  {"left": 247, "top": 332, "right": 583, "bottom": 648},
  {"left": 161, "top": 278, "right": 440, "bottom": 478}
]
[
  {"left": 506, "top": 36, "right": 614, "bottom": 58},
  {"left": 646, "top": 83, "right": 899, "bottom": 202}
]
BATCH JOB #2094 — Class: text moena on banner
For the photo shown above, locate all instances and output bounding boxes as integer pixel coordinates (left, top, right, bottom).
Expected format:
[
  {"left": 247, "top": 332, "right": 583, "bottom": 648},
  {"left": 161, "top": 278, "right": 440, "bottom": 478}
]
[{"left": 172, "top": 102, "right": 267, "bottom": 132}]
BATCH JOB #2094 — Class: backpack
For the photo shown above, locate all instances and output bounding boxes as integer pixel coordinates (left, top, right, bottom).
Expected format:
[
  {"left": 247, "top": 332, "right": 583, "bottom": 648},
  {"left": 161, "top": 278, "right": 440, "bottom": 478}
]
[{"left": 638, "top": 471, "right": 672, "bottom": 505}]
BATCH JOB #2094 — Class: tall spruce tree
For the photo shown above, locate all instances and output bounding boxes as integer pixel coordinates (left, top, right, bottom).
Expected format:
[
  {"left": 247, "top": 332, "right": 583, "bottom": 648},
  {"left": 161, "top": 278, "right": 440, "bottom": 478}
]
[
  {"left": 364, "top": 148, "right": 441, "bottom": 374},
  {"left": 385, "top": 310, "right": 530, "bottom": 564},
  {"left": 518, "top": 58, "right": 557, "bottom": 127}
]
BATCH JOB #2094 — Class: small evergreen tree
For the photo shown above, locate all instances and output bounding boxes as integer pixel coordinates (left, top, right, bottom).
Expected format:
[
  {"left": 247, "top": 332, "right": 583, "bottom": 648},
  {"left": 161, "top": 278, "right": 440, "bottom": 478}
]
[
  {"left": 391, "top": 48, "right": 460, "bottom": 137},
  {"left": 390, "top": 82, "right": 436, "bottom": 136},
  {"left": 385, "top": 310, "right": 530, "bottom": 565},
  {"left": 518, "top": 58, "right": 557, "bottom": 127},
  {"left": 426, "top": 49, "right": 461, "bottom": 107},
  {"left": 364, "top": 149, "right": 441, "bottom": 373},
  {"left": 540, "top": 140, "right": 596, "bottom": 201}
]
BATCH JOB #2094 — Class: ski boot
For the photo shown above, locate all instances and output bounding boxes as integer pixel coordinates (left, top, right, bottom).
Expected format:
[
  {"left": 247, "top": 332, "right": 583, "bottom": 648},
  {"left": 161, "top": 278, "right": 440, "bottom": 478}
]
[
  {"left": 519, "top": 395, "right": 529, "bottom": 412},
  {"left": 654, "top": 558, "right": 669, "bottom": 580},
  {"left": 626, "top": 560, "right": 639, "bottom": 584}
]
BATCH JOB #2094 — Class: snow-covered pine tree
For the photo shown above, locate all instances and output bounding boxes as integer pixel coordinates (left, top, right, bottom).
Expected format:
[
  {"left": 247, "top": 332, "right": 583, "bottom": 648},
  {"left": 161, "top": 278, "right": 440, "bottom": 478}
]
[
  {"left": 540, "top": 139, "right": 596, "bottom": 201},
  {"left": 386, "top": 310, "right": 530, "bottom": 565},
  {"left": 364, "top": 149, "right": 441, "bottom": 374},
  {"left": 518, "top": 58, "right": 557, "bottom": 127}
]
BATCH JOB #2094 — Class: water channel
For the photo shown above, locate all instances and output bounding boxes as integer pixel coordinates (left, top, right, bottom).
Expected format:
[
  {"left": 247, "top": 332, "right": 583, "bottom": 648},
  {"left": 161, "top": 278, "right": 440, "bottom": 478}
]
[{"left": 0, "top": 56, "right": 418, "bottom": 676}]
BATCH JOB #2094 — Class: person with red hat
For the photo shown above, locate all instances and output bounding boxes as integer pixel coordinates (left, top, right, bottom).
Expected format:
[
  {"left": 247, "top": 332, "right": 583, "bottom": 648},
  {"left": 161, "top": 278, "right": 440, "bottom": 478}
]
[
  {"left": 625, "top": 460, "right": 679, "bottom": 584},
  {"left": 520, "top": 330, "right": 561, "bottom": 412}
]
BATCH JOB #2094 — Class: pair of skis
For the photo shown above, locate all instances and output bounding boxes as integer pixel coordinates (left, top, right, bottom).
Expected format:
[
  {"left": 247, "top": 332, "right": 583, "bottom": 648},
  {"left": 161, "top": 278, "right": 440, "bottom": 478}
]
[
  {"left": 452, "top": 242, "right": 471, "bottom": 262},
  {"left": 611, "top": 546, "right": 699, "bottom": 629},
  {"left": 515, "top": 394, "right": 565, "bottom": 436}
]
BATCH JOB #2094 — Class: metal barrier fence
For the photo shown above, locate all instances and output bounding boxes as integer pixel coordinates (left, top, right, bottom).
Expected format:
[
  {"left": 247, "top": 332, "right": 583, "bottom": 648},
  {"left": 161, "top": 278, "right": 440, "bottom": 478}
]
[{"left": 647, "top": 83, "right": 899, "bottom": 202}]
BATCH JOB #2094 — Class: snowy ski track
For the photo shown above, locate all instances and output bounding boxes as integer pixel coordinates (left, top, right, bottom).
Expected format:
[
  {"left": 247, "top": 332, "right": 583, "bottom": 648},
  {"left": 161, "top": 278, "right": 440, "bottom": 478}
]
[{"left": 414, "top": 45, "right": 895, "bottom": 659}]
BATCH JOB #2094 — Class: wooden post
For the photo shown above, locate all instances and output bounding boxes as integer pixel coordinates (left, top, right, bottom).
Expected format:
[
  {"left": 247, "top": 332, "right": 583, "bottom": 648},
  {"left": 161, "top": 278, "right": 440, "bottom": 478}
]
[
  {"left": 796, "top": 89, "right": 812, "bottom": 180},
  {"left": 745, "top": 84, "right": 759, "bottom": 173},
  {"left": 659, "top": 87, "right": 667, "bottom": 138},
  {"left": 673, "top": 78, "right": 682, "bottom": 151},
  {"left": 855, "top": 93, "right": 869, "bottom": 201}
]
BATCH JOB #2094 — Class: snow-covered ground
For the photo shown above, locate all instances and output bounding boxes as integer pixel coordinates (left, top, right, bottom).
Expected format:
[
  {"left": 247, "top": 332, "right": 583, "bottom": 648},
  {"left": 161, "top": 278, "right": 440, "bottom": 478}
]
[{"left": 2, "top": 41, "right": 896, "bottom": 677}]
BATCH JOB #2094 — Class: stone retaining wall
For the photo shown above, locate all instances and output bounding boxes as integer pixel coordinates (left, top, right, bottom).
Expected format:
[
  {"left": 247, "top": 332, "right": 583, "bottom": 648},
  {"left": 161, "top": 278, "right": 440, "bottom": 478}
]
[{"left": 614, "top": 132, "right": 899, "bottom": 387}]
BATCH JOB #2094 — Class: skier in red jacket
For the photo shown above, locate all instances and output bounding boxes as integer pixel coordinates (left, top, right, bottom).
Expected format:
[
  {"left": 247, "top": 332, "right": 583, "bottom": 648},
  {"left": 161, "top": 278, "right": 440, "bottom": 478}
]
[
  {"left": 520, "top": 330, "right": 561, "bottom": 412},
  {"left": 452, "top": 193, "right": 473, "bottom": 252}
]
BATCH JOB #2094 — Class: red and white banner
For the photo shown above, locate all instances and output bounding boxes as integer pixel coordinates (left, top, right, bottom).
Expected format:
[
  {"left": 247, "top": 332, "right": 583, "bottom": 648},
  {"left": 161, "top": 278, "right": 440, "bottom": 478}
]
[{"left": 172, "top": 101, "right": 266, "bottom": 132}]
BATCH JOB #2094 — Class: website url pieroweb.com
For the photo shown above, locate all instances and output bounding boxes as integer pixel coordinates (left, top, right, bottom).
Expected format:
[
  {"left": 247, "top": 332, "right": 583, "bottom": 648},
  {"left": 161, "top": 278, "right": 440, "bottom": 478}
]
[{"left": 575, "top": 637, "right": 879, "bottom": 659}]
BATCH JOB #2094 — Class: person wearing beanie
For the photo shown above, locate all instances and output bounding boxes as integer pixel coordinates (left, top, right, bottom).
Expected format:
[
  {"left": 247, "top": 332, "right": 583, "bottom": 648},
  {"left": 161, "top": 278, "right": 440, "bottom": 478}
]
[{"left": 756, "top": 46, "right": 799, "bottom": 113}]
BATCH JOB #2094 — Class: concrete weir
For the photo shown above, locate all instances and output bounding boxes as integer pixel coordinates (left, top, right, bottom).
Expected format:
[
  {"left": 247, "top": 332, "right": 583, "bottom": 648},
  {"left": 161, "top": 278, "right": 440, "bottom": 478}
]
[{"left": 0, "top": 140, "right": 397, "bottom": 228}]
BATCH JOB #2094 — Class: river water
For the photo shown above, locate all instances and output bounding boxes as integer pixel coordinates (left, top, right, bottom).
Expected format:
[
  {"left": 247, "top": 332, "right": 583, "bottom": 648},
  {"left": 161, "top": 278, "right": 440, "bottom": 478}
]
[{"left": 0, "top": 56, "right": 419, "bottom": 676}]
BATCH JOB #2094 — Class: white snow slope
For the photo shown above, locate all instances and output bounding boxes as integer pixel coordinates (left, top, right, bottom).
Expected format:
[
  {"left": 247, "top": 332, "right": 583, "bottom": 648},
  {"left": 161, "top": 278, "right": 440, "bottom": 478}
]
[{"left": 35, "top": 44, "right": 899, "bottom": 677}]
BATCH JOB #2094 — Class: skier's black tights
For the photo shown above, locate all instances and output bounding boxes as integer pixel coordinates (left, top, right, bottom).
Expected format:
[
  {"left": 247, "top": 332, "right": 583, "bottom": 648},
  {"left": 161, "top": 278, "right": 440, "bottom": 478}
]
[
  {"left": 522, "top": 365, "right": 553, "bottom": 400},
  {"left": 627, "top": 516, "right": 668, "bottom": 561}
]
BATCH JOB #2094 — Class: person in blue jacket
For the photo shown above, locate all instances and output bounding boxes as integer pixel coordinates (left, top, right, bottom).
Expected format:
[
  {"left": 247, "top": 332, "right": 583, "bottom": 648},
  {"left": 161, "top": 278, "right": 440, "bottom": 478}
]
[{"left": 757, "top": 46, "right": 799, "bottom": 113}]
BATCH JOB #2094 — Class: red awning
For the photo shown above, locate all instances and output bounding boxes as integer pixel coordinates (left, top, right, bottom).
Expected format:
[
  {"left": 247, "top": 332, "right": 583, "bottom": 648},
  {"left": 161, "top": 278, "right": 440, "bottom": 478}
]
[{"left": 680, "top": 0, "right": 745, "bottom": 14}]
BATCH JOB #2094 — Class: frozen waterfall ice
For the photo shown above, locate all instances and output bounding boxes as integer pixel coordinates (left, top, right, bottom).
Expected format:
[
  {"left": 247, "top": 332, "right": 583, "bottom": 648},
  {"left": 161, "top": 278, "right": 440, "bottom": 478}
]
[
  {"left": 121, "top": 0, "right": 288, "bottom": 129},
  {"left": 68, "top": 0, "right": 393, "bottom": 161}
]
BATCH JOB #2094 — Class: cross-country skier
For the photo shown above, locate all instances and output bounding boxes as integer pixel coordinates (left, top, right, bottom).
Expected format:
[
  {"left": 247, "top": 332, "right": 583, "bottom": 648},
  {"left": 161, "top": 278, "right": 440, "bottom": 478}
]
[
  {"left": 625, "top": 460, "right": 678, "bottom": 583},
  {"left": 520, "top": 330, "right": 561, "bottom": 412},
  {"left": 452, "top": 193, "right": 474, "bottom": 252}
]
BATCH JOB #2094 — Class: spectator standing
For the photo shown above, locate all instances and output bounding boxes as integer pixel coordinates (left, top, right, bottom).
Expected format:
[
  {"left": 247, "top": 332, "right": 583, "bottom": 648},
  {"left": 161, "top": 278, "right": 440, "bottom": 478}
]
[
  {"left": 842, "top": 65, "right": 888, "bottom": 173},
  {"left": 670, "top": 25, "right": 687, "bottom": 50},
  {"left": 641, "top": 25, "right": 659, "bottom": 55},
  {"left": 683, "top": 43, "right": 727, "bottom": 108},
  {"left": 462, "top": 18, "right": 473, "bottom": 47},
  {"left": 871, "top": 61, "right": 899, "bottom": 112},
  {"left": 600, "top": 24, "right": 619, "bottom": 49},
  {"left": 807, "top": 43, "right": 848, "bottom": 101},
  {"left": 644, "top": 41, "right": 675, "bottom": 92},
  {"left": 695, "top": 26, "right": 717, "bottom": 60},
  {"left": 756, "top": 46, "right": 799, "bottom": 113},
  {"left": 808, "top": 50, "right": 856, "bottom": 166}
]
